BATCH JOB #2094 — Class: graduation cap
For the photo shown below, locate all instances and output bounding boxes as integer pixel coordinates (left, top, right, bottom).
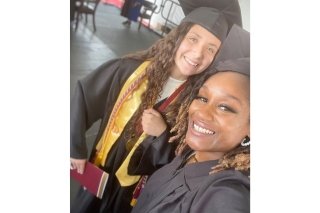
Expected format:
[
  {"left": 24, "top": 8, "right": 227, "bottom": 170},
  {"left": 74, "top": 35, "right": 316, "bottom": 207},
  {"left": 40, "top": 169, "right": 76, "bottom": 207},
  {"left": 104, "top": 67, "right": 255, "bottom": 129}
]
[
  {"left": 212, "top": 24, "right": 250, "bottom": 76},
  {"left": 178, "top": 0, "right": 243, "bottom": 30},
  {"left": 181, "top": 7, "right": 229, "bottom": 42}
]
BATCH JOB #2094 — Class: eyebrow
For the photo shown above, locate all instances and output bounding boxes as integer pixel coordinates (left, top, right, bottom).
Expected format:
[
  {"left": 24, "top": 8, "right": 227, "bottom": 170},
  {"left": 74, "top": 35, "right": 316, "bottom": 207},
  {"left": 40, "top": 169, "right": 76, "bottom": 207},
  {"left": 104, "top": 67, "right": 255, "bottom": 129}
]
[
  {"left": 188, "top": 32, "right": 219, "bottom": 48},
  {"left": 200, "top": 85, "right": 243, "bottom": 104}
]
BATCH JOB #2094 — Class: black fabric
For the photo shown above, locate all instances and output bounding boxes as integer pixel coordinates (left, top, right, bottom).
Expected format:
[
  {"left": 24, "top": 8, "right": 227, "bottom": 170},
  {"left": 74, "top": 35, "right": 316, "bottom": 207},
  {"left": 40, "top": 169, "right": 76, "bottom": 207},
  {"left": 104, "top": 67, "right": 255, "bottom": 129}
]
[
  {"left": 71, "top": 58, "right": 176, "bottom": 213},
  {"left": 70, "top": 58, "right": 140, "bottom": 213},
  {"left": 214, "top": 25, "right": 250, "bottom": 63},
  {"left": 70, "top": 58, "right": 140, "bottom": 159},
  {"left": 186, "top": 24, "right": 250, "bottom": 97},
  {"left": 178, "top": 0, "right": 243, "bottom": 30},
  {"left": 190, "top": 24, "right": 250, "bottom": 79},
  {"left": 213, "top": 24, "right": 250, "bottom": 76},
  {"left": 215, "top": 57, "right": 249, "bottom": 76},
  {"left": 128, "top": 127, "right": 176, "bottom": 175},
  {"left": 132, "top": 155, "right": 250, "bottom": 213},
  {"left": 181, "top": 7, "right": 228, "bottom": 42}
]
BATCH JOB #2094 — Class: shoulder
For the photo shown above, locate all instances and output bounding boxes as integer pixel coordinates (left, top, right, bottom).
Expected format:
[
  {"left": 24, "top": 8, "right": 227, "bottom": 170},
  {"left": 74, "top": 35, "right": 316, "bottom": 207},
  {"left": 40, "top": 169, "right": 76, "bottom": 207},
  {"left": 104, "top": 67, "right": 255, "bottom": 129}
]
[
  {"left": 208, "top": 170, "right": 250, "bottom": 198},
  {"left": 208, "top": 169, "right": 250, "bottom": 186},
  {"left": 80, "top": 58, "right": 144, "bottom": 85},
  {"left": 192, "top": 170, "right": 250, "bottom": 213},
  {"left": 89, "top": 58, "right": 143, "bottom": 77},
  {"left": 105, "top": 57, "right": 143, "bottom": 69}
]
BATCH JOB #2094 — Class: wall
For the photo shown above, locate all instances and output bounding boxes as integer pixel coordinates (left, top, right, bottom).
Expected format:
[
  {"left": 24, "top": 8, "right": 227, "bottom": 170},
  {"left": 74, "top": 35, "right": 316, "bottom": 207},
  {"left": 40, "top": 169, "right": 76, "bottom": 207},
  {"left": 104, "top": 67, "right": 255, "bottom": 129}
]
[{"left": 239, "top": 0, "right": 250, "bottom": 31}]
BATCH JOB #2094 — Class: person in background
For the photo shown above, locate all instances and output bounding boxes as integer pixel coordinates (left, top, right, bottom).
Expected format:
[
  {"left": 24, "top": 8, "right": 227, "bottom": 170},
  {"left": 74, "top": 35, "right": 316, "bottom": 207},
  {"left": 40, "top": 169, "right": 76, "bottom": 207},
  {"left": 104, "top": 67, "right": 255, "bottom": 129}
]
[
  {"left": 70, "top": 7, "right": 232, "bottom": 213},
  {"left": 121, "top": 0, "right": 143, "bottom": 27},
  {"left": 131, "top": 24, "right": 250, "bottom": 213}
]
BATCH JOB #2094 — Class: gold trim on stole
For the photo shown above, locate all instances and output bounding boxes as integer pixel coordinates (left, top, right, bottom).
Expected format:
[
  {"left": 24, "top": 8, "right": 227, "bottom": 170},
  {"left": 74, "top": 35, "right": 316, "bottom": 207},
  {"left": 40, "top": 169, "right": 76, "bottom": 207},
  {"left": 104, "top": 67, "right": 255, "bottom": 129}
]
[
  {"left": 115, "top": 133, "right": 147, "bottom": 186},
  {"left": 94, "top": 61, "right": 150, "bottom": 167}
]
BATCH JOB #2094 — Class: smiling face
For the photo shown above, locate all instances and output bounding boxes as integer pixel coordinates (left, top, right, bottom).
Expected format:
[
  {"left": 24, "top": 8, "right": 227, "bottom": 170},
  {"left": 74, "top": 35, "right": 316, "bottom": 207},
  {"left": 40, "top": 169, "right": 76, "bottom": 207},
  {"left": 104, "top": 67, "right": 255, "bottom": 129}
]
[
  {"left": 172, "top": 24, "right": 222, "bottom": 80},
  {"left": 186, "top": 71, "right": 250, "bottom": 161}
]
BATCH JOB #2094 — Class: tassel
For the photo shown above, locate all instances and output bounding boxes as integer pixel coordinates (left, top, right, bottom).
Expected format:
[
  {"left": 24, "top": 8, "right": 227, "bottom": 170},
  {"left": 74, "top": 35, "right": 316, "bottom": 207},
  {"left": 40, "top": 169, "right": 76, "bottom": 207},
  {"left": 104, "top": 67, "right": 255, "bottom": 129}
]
[{"left": 130, "top": 175, "right": 148, "bottom": 207}]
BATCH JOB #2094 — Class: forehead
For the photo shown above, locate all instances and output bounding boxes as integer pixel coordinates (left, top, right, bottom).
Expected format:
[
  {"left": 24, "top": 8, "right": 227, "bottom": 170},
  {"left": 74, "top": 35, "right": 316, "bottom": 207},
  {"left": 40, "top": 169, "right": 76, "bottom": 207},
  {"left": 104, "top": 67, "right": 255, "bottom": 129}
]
[
  {"left": 202, "top": 72, "right": 250, "bottom": 98},
  {"left": 187, "top": 24, "right": 220, "bottom": 42}
]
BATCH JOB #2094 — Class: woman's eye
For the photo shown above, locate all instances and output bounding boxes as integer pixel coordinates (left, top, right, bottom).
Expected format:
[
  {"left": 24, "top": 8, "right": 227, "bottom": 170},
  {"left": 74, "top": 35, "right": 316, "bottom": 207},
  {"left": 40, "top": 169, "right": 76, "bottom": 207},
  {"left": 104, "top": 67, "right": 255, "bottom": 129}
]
[
  {"left": 208, "top": 47, "right": 216, "bottom": 54},
  {"left": 188, "top": 37, "right": 197, "bottom": 43},
  {"left": 218, "top": 104, "right": 236, "bottom": 113},
  {"left": 195, "top": 96, "right": 207, "bottom": 103}
]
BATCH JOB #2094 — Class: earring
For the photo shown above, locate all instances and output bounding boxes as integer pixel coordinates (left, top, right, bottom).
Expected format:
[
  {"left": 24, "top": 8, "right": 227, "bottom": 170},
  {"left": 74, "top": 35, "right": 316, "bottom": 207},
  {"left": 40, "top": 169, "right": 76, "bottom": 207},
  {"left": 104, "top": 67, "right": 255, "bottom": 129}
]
[{"left": 241, "top": 136, "right": 250, "bottom": 147}]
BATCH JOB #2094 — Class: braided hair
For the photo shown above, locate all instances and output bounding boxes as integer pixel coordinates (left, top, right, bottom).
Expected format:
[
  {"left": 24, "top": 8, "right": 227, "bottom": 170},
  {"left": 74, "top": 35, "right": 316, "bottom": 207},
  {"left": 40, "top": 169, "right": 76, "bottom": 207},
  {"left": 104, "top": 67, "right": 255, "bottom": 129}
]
[{"left": 167, "top": 69, "right": 250, "bottom": 174}]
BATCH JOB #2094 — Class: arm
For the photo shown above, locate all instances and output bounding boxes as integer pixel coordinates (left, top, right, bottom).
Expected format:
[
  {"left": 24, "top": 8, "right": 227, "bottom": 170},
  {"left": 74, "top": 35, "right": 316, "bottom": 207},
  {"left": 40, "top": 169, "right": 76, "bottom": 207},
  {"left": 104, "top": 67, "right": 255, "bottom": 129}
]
[{"left": 70, "top": 58, "right": 140, "bottom": 160}]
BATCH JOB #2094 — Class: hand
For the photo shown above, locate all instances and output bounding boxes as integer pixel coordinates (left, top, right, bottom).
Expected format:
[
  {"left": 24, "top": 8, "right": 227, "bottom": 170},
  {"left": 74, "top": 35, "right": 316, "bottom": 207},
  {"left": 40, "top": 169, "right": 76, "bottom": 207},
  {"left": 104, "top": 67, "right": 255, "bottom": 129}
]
[
  {"left": 141, "top": 108, "right": 167, "bottom": 137},
  {"left": 70, "top": 158, "right": 86, "bottom": 174}
]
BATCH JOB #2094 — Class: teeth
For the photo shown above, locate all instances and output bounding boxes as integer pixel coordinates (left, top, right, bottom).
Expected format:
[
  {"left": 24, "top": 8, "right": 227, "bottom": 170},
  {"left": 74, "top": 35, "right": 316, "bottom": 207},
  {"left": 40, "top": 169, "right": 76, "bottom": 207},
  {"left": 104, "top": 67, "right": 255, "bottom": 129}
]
[
  {"left": 185, "top": 57, "right": 198, "bottom": 67},
  {"left": 193, "top": 123, "right": 214, "bottom": 135}
]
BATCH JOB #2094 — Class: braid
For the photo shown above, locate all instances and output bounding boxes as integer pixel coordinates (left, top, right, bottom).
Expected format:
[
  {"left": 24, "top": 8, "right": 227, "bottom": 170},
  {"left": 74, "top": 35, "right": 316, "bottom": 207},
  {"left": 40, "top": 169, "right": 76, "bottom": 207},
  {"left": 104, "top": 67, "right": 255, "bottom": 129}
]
[
  {"left": 166, "top": 69, "right": 218, "bottom": 154},
  {"left": 210, "top": 146, "right": 250, "bottom": 174},
  {"left": 170, "top": 99, "right": 190, "bottom": 155}
]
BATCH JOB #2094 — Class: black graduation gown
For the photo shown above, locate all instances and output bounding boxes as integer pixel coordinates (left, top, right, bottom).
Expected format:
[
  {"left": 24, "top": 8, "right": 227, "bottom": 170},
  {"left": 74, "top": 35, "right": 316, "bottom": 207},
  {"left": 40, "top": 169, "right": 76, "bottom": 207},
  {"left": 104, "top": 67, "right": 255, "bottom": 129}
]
[
  {"left": 70, "top": 58, "right": 176, "bottom": 213},
  {"left": 132, "top": 154, "right": 250, "bottom": 213}
]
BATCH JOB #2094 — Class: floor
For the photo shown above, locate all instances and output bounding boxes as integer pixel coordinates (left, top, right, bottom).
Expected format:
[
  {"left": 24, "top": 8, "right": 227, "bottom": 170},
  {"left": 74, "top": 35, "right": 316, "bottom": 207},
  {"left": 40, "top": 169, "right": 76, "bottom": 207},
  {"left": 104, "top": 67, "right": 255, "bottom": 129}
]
[{"left": 70, "top": 2, "right": 161, "bottom": 204}]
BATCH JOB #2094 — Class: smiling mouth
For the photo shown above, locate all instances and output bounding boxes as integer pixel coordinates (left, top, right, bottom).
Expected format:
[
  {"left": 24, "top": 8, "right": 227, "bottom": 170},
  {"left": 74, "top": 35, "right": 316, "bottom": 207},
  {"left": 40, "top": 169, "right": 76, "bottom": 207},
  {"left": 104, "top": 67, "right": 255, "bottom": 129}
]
[
  {"left": 193, "top": 122, "right": 215, "bottom": 135},
  {"left": 184, "top": 56, "right": 199, "bottom": 67}
]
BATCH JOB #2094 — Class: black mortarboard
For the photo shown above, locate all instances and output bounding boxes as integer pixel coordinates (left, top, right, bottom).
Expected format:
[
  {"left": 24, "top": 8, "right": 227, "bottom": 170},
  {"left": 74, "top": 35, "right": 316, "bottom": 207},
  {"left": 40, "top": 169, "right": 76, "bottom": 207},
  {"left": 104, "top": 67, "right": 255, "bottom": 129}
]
[
  {"left": 213, "top": 24, "right": 250, "bottom": 76},
  {"left": 178, "top": 0, "right": 243, "bottom": 30},
  {"left": 181, "top": 7, "right": 228, "bottom": 42}
]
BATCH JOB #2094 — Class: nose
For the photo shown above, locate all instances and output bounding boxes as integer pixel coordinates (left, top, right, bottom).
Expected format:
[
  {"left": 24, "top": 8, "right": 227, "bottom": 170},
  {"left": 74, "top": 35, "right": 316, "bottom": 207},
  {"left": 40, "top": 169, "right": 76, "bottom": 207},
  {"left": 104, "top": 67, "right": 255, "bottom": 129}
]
[
  {"left": 196, "top": 104, "right": 214, "bottom": 121},
  {"left": 192, "top": 43, "right": 204, "bottom": 59}
]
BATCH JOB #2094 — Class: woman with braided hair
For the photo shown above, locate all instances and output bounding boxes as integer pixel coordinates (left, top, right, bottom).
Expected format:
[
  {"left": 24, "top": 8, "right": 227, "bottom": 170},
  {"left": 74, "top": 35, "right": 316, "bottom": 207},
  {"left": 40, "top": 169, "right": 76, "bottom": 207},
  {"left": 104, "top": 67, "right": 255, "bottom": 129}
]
[{"left": 131, "top": 24, "right": 250, "bottom": 213}]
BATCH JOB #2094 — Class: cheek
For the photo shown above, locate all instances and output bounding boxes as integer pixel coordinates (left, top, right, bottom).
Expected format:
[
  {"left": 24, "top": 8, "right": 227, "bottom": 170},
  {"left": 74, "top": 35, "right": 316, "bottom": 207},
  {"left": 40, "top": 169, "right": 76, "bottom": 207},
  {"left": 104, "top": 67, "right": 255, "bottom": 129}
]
[
  {"left": 195, "top": 54, "right": 214, "bottom": 73},
  {"left": 175, "top": 40, "right": 191, "bottom": 57},
  {"left": 221, "top": 122, "right": 249, "bottom": 144},
  {"left": 202, "top": 54, "right": 215, "bottom": 67},
  {"left": 185, "top": 132, "right": 210, "bottom": 150},
  {"left": 188, "top": 102, "right": 197, "bottom": 113}
]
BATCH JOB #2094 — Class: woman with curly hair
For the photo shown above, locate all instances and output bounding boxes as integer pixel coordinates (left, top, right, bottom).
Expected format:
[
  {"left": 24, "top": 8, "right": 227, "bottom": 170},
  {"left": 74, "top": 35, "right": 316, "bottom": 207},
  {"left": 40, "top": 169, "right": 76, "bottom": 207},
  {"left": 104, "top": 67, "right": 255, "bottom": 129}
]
[
  {"left": 132, "top": 24, "right": 250, "bottom": 213},
  {"left": 70, "top": 7, "right": 235, "bottom": 213}
]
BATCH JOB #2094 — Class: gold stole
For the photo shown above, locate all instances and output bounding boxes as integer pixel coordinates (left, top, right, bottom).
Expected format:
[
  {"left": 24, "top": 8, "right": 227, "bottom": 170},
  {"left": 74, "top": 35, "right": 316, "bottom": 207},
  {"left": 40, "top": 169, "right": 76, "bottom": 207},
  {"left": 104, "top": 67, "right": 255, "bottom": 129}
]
[
  {"left": 94, "top": 60, "right": 184, "bottom": 187},
  {"left": 116, "top": 133, "right": 148, "bottom": 186},
  {"left": 116, "top": 81, "right": 187, "bottom": 187},
  {"left": 93, "top": 61, "right": 150, "bottom": 167}
]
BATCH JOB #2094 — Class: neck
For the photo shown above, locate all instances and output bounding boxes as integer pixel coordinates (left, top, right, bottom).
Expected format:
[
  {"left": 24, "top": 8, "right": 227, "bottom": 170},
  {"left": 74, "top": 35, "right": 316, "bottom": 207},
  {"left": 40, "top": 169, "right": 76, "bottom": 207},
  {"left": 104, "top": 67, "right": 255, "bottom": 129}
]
[
  {"left": 195, "top": 151, "right": 225, "bottom": 162},
  {"left": 170, "top": 67, "right": 188, "bottom": 81}
]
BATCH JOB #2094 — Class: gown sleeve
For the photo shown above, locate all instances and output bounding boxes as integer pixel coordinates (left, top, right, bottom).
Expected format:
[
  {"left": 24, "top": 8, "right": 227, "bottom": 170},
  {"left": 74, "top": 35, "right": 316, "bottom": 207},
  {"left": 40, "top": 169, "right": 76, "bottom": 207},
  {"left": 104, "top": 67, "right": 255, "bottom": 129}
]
[
  {"left": 187, "top": 171, "right": 250, "bottom": 213},
  {"left": 70, "top": 58, "right": 141, "bottom": 159},
  {"left": 128, "top": 128, "right": 177, "bottom": 175}
]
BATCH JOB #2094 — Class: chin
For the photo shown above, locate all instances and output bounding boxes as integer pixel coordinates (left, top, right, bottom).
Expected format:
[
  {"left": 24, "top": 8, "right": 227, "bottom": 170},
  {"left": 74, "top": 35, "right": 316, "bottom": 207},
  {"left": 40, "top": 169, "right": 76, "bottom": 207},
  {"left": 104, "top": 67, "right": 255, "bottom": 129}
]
[
  {"left": 185, "top": 136, "right": 202, "bottom": 151},
  {"left": 184, "top": 69, "right": 202, "bottom": 76}
]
